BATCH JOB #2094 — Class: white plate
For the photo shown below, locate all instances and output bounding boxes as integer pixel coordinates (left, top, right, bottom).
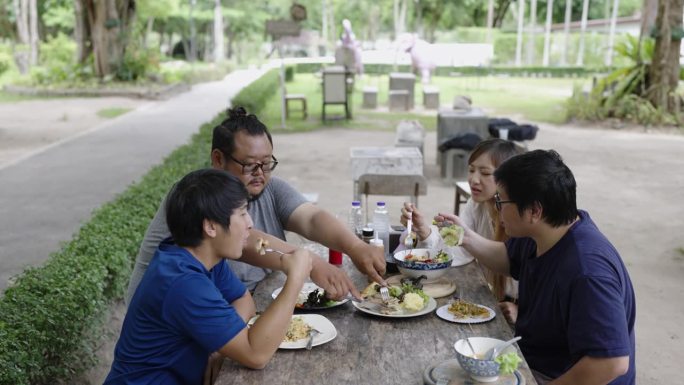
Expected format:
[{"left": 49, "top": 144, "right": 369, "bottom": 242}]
[
  {"left": 352, "top": 297, "right": 437, "bottom": 318},
  {"left": 272, "top": 282, "right": 349, "bottom": 310},
  {"left": 280, "top": 314, "right": 337, "bottom": 349},
  {"left": 435, "top": 303, "right": 496, "bottom": 324},
  {"left": 247, "top": 314, "right": 337, "bottom": 349}
]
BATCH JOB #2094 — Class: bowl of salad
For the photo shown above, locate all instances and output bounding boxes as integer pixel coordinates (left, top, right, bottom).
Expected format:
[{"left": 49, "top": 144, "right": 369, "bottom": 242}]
[
  {"left": 454, "top": 337, "right": 522, "bottom": 382},
  {"left": 393, "top": 248, "right": 452, "bottom": 280}
]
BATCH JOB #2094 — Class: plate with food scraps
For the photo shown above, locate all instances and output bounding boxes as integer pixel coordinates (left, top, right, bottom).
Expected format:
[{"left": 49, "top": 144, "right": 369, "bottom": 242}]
[
  {"left": 248, "top": 314, "right": 337, "bottom": 349},
  {"left": 352, "top": 282, "right": 437, "bottom": 318},
  {"left": 436, "top": 299, "right": 496, "bottom": 324},
  {"left": 272, "top": 282, "right": 349, "bottom": 310}
]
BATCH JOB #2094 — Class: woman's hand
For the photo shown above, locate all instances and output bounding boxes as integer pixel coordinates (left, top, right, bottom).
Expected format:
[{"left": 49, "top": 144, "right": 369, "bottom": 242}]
[{"left": 400, "top": 202, "right": 431, "bottom": 241}]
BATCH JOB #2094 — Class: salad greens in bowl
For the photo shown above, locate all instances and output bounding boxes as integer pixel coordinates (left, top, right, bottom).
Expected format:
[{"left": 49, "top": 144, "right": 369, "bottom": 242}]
[{"left": 453, "top": 337, "right": 522, "bottom": 382}]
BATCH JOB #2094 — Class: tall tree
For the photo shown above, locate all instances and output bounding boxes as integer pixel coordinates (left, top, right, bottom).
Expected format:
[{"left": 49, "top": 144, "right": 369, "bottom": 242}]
[
  {"left": 647, "top": 0, "right": 683, "bottom": 111},
  {"left": 526, "top": 0, "right": 537, "bottom": 64},
  {"left": 213, "top": 0, "right": 224, "bottom": 62},
  {"left": 576, "top": 0, "right": 589, "bottom": 66},
  {"left": 74, "top": 0, "right": 136, "bottom": 78},
  {"left": 605, "top": 0, "right": 619, "bottom": 66},
  {"left": 560, "top": 0, "right": 571, "bottom": 65},
  {"left": 515, "top": 0, "right": 525, "bottom": 67},
  {"left": 12, "top": 0, "right": 39, "bottom": 70},
  {"left": 542, "top": 0, "right": 553, "bottom": 66}
]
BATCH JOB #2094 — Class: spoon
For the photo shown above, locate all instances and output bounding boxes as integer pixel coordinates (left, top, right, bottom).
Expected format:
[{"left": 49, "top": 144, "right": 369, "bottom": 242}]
[{"left": 485, "top": 336, "right": 522, "bottom": 360}]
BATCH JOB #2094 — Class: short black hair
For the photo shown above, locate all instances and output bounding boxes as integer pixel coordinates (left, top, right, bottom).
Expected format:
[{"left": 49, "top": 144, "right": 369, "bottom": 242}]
[
  {"left": 166, "top": 169, "right": 249, "bottom": 247},
  {"left": 212, "top": 106, "right": 273, "bottom": 158},
  {"left": 494, "top": 149, "right": 578, "bottom": 227}
]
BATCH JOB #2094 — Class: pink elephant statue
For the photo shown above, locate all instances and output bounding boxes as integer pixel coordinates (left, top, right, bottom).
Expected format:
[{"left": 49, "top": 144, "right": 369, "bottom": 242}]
[
  {"left": 335, "top": 19, "right": 364, "bottom": 75},
  {"left": 396, "top": 33, "right": 437, "bottom": 84}
]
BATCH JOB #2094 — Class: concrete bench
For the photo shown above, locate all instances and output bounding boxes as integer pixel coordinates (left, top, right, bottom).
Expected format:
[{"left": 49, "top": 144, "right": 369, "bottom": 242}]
[
  {"left": 285, "top": 94, "right": 307, "bottom": 119},
  {"left": 362, "top": 86, "right": 378, "bottom": 109},
  {"left": 441, "top": 148, "right": 469, "bottom": 182},
  {"left": 423, "top": 86, "right": 440, "bottom": 109},
  {"left": 389, "top": 90, "right": 410, "bottom": 111}
]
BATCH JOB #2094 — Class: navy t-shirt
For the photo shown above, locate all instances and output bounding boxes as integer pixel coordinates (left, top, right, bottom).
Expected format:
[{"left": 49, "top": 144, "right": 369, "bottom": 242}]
[
  {"left": 105, "top": 241, "right": 248, "bottom": 385},
  {"left": 507, "top": 211, "right": 635, "bottom": 384}
]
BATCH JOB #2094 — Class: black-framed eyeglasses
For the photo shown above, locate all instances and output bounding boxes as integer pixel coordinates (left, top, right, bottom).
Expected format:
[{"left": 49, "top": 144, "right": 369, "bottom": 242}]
[
  {"left": 494, "top": 192, "right": 515, "bottom": 211},
  {"left": 228, "top": 155, "right": 278, "bottom": 175}
]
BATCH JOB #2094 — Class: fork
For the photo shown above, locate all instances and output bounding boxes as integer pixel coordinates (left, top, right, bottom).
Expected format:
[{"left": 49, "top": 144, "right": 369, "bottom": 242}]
[
  {"left": 305, "top": 328, "right": 321, "bottom": 350},
  {"left": 264, "top": 248, "right": 286, "bottom": 256},
  {"left": 403, "top": 211, "right": 414, "bottom": 248},
  {"left": 379, "top": 286, "right": 390, "bottom": 302}
]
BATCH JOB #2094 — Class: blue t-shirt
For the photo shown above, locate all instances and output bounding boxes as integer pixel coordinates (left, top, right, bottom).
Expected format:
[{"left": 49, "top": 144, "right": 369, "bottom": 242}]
[
  {"left": 507, "top": 211, "right": 635, "bottom": 384},
  {"left": 105, "top": 241, "right": 248, "bottom": 385}
]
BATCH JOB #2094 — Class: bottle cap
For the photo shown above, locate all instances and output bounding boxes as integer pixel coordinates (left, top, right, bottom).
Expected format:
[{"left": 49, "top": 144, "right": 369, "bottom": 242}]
[
  {"left": 352, "top": 201, "right": 361, "bottom": 207},
  {"left": 369, "top": 238, "right": 383, "bottom": 247},
  {"left": 328, "top": 249, "right": 343, "bottom": 265},
  {"left": 376, "top": 201, "right": 386, "bottom": 207},
  {"left": 361, "top": 227, "right": 374, "bottom": 238}
]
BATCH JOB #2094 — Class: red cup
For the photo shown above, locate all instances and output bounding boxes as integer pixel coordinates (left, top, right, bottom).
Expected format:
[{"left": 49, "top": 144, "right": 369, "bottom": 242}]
[{"left": 328, "top": 249, "right": 343, "bottom": 266}]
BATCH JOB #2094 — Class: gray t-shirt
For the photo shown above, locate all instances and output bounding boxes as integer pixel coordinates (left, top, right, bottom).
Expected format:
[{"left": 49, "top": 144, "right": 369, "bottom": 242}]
[{"left": 125, "top": 176, "right": 307, "bottom": 305}]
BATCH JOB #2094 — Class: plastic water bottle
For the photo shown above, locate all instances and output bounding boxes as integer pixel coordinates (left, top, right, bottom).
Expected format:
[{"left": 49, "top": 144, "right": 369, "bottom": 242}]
[
  {"left": 372, "top": 201, "right": 390, "bottom": 257},
  {"left": 348, "top": 201, "right": 363, "bottom": 235}
]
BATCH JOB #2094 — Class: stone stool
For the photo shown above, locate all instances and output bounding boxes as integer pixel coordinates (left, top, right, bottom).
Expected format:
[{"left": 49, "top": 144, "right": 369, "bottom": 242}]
[
  {"left": 362, "top": 86, "right": 378, "bottom": 109},
  {"left": 389, "top": 90, "right": 410, "bottom": 111},
  {"left": 441, "top": 148, "right": 469, "bottom": 182},
  {"left": 423, "top": 86, "right": 440, "bottom": 109}
]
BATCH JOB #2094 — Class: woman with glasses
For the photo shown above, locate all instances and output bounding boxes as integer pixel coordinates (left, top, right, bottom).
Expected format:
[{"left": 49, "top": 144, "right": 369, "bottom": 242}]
[{"left": 398, "top": 138, "right": 525, "bottom": 324}]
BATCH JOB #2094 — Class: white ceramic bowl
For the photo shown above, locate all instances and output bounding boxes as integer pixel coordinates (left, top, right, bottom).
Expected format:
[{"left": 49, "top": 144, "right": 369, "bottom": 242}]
[
  {"left": 453, "top": 337, "right": 516, "bottom": 382},
  {"left": 393, "top": 248, "right": 452, "bottom": 281}
]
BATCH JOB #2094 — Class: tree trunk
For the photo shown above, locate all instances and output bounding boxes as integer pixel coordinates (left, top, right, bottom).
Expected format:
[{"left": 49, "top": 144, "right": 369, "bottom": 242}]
[
  {"left": 189, "top": 0, "right": 197, "bottom": 62},
  {"left": 142, "top": 17, "right": 154, "bottom": 49},
  {"left": 576, "top": 0, "right": 589, "bottom": 66},
  {"left": 638, "top": 0, "right": 659, "bottom": 63},
  {"left": 605, "top": 0, "right": 619, "bottom": 66},
  {"left": 493, "top": 0, "right": 513, "bottom": 28},
  {"left": 561, "top": 0, "right": 572, "bottom": 65},
  {"left": 79, "top": 0, "right": 136, "bottom": 78},
  {"left": 74, "top": 0, "right": 91, "bottom": 63},
  {"left": 213, "top": 0, "right": 225, "bottom": 63},
  {"left": 28, "top": 0, "right": 38, "bottom": 65},
  {"left": 542, "top": 0, "right": 554, "bottom": 67},
  {"left": 13, "top": 0, "right": 29, "bottom": 44},
  {"left": 487, "top": 0, "right": 495, "bottom": 43},
  {"left": 526, "top": 0, "right": 537, "bottom": 65},
  {"left": 515, "top": 0, "right": 525, "bottom": 67},
  {"left": 647, "top": 0, "right": 683, "bottom": 112}
]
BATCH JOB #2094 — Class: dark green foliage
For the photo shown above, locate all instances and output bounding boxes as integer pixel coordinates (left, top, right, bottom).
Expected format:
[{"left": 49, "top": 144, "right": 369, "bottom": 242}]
[
  {"left": 231, "top": 69, "right": 279, "bottom": 115},
  {"left": 285, "top": 65, "right": 294, "bottom": 82},
  {"left": 0, "top": 113, "right": 222, "bottom": 385},
  {"left": 294, "top": 62, "right": 611, "bottom": 78}
]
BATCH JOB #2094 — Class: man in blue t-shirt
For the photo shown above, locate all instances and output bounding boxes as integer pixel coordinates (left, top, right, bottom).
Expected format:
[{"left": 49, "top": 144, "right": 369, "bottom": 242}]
[
  {"left": 105, "top": 169, "right": 312, "bottom": 385},
  {"left": 437, "top": 150, "right": 635, "bottom": 384}
]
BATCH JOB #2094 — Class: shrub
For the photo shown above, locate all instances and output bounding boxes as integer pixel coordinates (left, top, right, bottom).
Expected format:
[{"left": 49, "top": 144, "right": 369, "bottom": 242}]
[
  {"left": 231, "top": 68, "right": 279, "bottom": 115},
  {"left": 115, "top": 46, "right": 160, "bottom": 82},
  {"left": 0, "top": 113, "right": 221, "bottom": 384},
  {"left": 285, "top": 65, "right": 294, "bottom": 82}
]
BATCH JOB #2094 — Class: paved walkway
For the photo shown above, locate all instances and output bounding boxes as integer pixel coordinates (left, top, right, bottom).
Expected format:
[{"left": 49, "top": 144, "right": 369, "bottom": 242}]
[{"left": 0, "top": 68, "right": 266, "bottom": 292}]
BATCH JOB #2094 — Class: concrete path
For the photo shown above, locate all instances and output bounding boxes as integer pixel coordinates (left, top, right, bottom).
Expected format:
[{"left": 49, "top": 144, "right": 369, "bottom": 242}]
[{"left": 0, "top": 68, "right": 265, "bottom": 292}]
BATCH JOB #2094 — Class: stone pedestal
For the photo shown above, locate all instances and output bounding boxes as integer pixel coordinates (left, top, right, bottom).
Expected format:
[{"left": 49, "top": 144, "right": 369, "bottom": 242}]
[
  {"left": 423, "top": 86, "right": 440, "bottom": 109},
  {"left": 362, "top": 86, "right": 378, "bottom": 109},
  {"left": 389, "top": 90, "right": 409, "bottom": 111},
  {"left": 389, "top": 72, "right": 416, "bottom": 109},
  {"left": 394, "top": 120, "right": 425, "bottom": 156}
]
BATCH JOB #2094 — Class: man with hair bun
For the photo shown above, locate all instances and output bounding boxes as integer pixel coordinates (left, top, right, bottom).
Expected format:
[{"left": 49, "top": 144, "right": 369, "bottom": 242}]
[{"left": 126, "top": 106, "right": 386, "bottom": 305}]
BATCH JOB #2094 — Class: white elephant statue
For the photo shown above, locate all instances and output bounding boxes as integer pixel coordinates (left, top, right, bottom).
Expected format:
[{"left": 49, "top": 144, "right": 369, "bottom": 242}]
[{"left": 335, "top": 19, "right": 364, "bottom": 75}]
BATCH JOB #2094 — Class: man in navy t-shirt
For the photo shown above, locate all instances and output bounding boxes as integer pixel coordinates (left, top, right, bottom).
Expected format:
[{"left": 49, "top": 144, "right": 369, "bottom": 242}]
[
  {"left": 437, "top": 150, "right": 635, "bottom": 384},
  {"left": 105, "top": 169, "right": 312, "bottom": 384}
]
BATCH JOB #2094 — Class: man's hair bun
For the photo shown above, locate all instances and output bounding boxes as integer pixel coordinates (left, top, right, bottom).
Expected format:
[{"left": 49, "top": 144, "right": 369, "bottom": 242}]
[{"left": 227, "top": 106, "right": 248, "bottom": 119}]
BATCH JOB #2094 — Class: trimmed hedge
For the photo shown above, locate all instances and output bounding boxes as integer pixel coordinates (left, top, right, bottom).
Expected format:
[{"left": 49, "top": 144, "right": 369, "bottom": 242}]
[
  {"left": 231, "top": 68, "right": 279, "bottom": 115},
  {"left": 0, "top": 113, "right": 221, "bottom": 384},
  {"left": 294, "top": 62, "right": 613, "bottom": 78}
]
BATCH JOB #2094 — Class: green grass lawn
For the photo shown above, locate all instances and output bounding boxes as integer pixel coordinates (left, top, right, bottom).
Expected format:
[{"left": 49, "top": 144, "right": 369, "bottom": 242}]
[
  {"left": 258, "top": 73, "right": 590, "bottom": 132},
  {"left": 97, "top": 107, "right": 133, "bottom": 119}
]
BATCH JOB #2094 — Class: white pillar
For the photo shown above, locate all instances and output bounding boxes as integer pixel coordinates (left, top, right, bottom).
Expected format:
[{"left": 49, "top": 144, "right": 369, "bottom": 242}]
[
  {"left": 605, "top": 0, "right": 620, "bottom": 66},
  {"left": 515, "top": 0, "right": 526, "bottom": 67},
  {"left": 576, "top": 0, "right": 590, "bottom": 66},
  {"left": 543, "top": 0, "right": 554, "bottom": 67}
]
